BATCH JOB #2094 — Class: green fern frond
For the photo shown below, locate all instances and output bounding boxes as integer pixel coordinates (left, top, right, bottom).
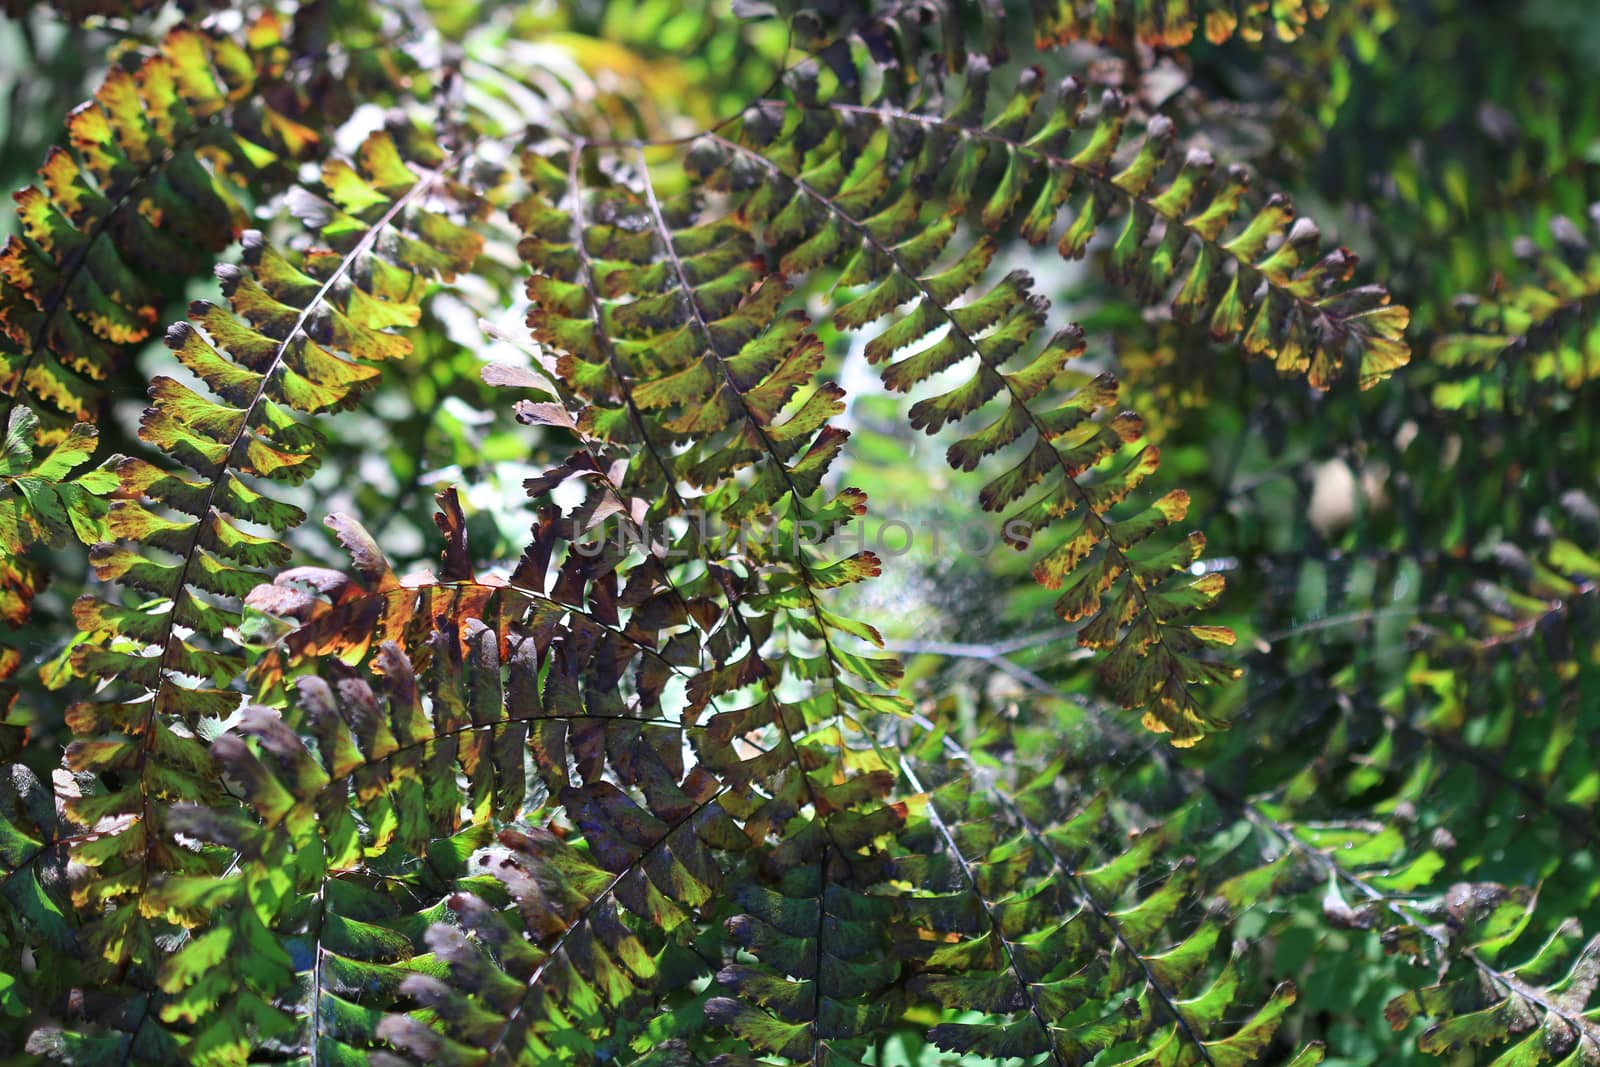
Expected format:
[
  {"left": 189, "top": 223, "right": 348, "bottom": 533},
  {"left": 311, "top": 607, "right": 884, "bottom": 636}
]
[
  {"left": 0, "top": 406, "right": 112, "bottom": 635},
  {"left": 1385, "top": 913, "right": 1600, "bottom": 1061},
  {"left": 0, "top": 14, "right": 338, "bottom": 667},
  {"left": 1258, "top": 495, "right": 1600, "bottom": 872},
  {"left": 890, "top": 723, "right": 1329, "bottom": 1067},
  {"left": 52, "top": 126, "right": 483, "bottom": 1030},
  {"left": 684, "top": 96, "right": 1274, "bottom": 740},
  {"left": 237, "top": 541, "right": 762, "bottom": 1062},
  {"left": 1431, "top": 210, "right": 1600, "bottom": 413},
  {"left": 740, "top": 58, "right": 1409, "bottom": 390},
  {"left": 515, "top": 138, "right": 910, "bottom": 742},
  {"left": 234, "top": 110, "right": 930, "bottom": 1061},
  {"left": 159, "top": 635, "right": 504, "bottom": 1065},
  {"left": 1212, "top": 529, "right": 1600, "bottom": 1063},
  {"left": 386, "top": 789, "right": 753, "bottom": 1064},
  {"left": 676, "top": 43, "right": 1412, "bottom": 735}
]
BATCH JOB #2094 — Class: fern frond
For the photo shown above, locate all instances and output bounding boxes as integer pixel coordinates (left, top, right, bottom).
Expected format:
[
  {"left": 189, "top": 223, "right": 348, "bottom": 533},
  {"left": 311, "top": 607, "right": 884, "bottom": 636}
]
[
  {"left": 702, "top": 801, "right": 907, "bottom": 1065},
  {"left": 748, "top": 59, "right": 1409, "bottom": 390},
  {"left": 52, "top": 127, "right": 483, "bottom": 1039},
  {"left": 674, "top": 43, "right": 1411, "bottom": 736},
  {"left": 516, "top": 138, "right": 909, "bottom": 733},
  {"left": 262, "top": 130, "right": 927, "bottom": 1062},
  {"left": 0, "top": 2, "right": 1565, "bottom": 1063},
  {"left": 511, "top": 35, "right": 1411, "bottom": 743},
  {"left": 246, "top": 494, "right": 719, "bottom": 730},
  {"left": 630, "top": 144, "right": 910, "bottom": 724},
  {"left": 1257, "top": 499, "right": 1600, "bottom": 867},
  {"left": 903, "top": 609, "right": 1596, "bottom": 1067},
  {"left": 159, "top": 634, "right": 505, "bottom": 1065},
  {"left": 0, "top": 15, "right": 335, "bottom": 665},
  {"left": 1231, "top": 768, "right": 1600, "bottom": 1064},
  {"left": 0, "top": 407, "right": 113, "bottom": 633},
  {"left": 129, "top": 488, "right": 723, "bottom": 1061},
  {"left": 1261, "top": 763, "right": 1600, "bottom": 1065},
  {"left": 243, "top": 467, "right": 904, "bottom": 1063},
  {"left": 689, "top": 114, "right": 1251, "bottom": 741},
  {"left": 1385, "top": 914, "right": 1600, "bottom": 1061},
  {"left": 1431, "top": 210, "right": 1600, "bottom": 413},
  {"left": 0, "top": 16, "right": 322, "bottom": 429},
  {"left": 892, "top": 729, "right": 1327, "bottom": 1067},
  {"left": 1031, "top": 0, "right": 1331, "bottom": 48},
  {"left": 385, "top": 791, "right": 750, "bottom": 1065},
  {"left": 240, "top": 547, "right": 754, "bottom": 1062},
  {"left": 1210, "top": 530, "right": 1600, "bottom": 1062}
]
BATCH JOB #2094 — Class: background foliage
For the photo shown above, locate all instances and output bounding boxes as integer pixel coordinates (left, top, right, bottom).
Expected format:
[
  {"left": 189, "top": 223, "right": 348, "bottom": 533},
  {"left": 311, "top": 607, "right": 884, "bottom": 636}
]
[{"left": 0, "top": 0, "right": 1596, "bottom": 1064}]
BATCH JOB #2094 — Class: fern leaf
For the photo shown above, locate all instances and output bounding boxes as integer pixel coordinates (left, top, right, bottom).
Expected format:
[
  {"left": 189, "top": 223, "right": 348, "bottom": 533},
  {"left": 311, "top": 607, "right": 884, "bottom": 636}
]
[
  {"left": 3, "top": 3, "right": 1571, "bottom": 1065},
  {"left": 690, "top": 113, "right": 1251, "bottom": 741},
  {"left": 1385, "top": 919, "right": 1600, "bottom": 1061},
  {"left": 745, "top": 59, "right": 1410, "bottom": 390},
  {"left": 159, "top": 639, "right": 499, "bottom": 1065},
  {"left": 144, "top": 492, "right": 729, "bottom": 1061},
  {"left": 243, "top": 553, "right": 754, "bottom": 1061},
  {"left": 0, "top": 15, "right": 339, "bottom": 685},
  {"left": 1031, "top": 0, "right": 1332, "bottom": 48},
  {"left": 334, "top": 138, "right": 924, "bottom": 1060},
  {"left": 671, "top": 43, "right": 1408, "bottom": 737},
  {"left": 1431, "top": 211, "right": 1600, "bottom": 413},
  {"left": 234, "top": 492, "right": 894, "bottom": 1062},
  {"left": 1202, "top": 521, "right": 1600, "bottom": 1063},
  {"left": 55, "top": 126, "right": 482, "bottom": 1034},
  {"left": 896, "top": 739, "right": 1326, "bottom": 1067},
  {"left": 515, "top": 141, "right": 907, "bottom": 742},
  {"left": 0, "top": 407, "right": 113, "bottom": 623},
  {"left": 0, "top": 16, "right": 322, "bottom": 430}
]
